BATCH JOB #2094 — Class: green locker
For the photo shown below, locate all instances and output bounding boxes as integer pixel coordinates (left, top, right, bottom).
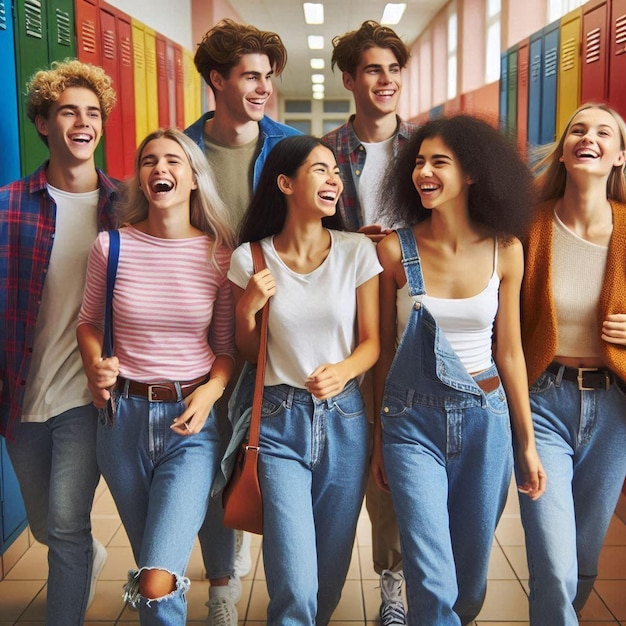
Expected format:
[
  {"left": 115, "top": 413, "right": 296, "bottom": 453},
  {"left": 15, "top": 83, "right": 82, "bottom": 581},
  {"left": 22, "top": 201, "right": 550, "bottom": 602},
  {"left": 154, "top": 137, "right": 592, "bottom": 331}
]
[{"left": 48, "top": 0, "right": 75, "bottom": 61}]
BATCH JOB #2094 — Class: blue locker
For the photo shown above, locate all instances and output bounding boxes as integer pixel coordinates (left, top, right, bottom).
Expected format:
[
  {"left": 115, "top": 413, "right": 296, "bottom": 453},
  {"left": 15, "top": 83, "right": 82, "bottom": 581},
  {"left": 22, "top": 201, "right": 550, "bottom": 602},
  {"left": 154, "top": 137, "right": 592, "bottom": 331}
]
[
  {"left": 429, "top": 103, "right": 444, "bottom": 119},
  {"left": 0, "top": 0, "right": 21, "bottom": 186},
  {"left": 541, "top": 21, "right": 560, "bottom": 145},
  {"left": 1, "top": 440, "right": 27, "bottom": 554},
  {"left": 527, "top": 31, "right": 543, "bottom": 146},
  {"left": 499, "top": 52, "right": 508, "bottom": 131}
]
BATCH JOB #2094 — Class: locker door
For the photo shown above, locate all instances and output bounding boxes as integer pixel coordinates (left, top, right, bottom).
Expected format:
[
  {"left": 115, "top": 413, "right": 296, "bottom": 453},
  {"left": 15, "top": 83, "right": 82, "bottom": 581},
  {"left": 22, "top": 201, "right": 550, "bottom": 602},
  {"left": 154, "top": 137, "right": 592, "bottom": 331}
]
[
  {"left": 528, "top": 31, "right": 543, "bottom": 146},
  {"left": 517, "top": 38, "right": 530, "bottom": 156},
  {"left": 609, "top": 0, "right": 626, "bottom": 116},
  {"left": 183, "top": 49, "right": 196, "bottom": 128},
  {"left": 144, "top": 27, "right": 158, "bottom": 134},
  {"left": 0, "top": 0, "right": 21, "bottom": 186},
  {"left": 155, "top": 34, "right": 169, "bottom": 128},
  {"left": 581, "top": 0, "right": 609, "bottom": 104},
  {"left": 557, "top": 9, "right": 582, "bottom": 136},
  {"left": 174, "top": 44, "right": 185, "bottom": 129},
  {"left": 14, "top": 0, "right": 50, "bottom": 174},
  {"left": 1, "top": 440, "right": 27, "bottom": 552},
  {"left": 166, "top": 39, "right": 177, "bottom": 127},
  {"left": 499, "top": 52, "right": 508, "bottom": 131},
  {"left": 117, "top": 12, "right": 136, "bottom": 175},
  {"left": 541, "top": 21, "right": 560, "bottom": 145},
  {"left": 48, "top": 0, "right": 75, "bottom": 61},
  {"left": 132, "top": 20, "right": 148, "bottom": 145},
  {"left": 507, "top": 46, "right": 518, "bottom": 139},
  {"left": 99, "top": 5, "right": 124, "bottom": 179}
]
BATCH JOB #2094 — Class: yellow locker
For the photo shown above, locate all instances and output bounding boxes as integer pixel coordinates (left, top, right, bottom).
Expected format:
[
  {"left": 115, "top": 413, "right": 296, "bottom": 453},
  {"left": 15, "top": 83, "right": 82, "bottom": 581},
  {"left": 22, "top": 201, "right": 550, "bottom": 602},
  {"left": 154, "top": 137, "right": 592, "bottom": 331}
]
[
  {"left": 183, "top": 49, "right": 198, "bottom": 129},
  {"left": 144, "top": 27, "right": 159, "bottom": 134},
  {"left": 557, "top": 8, "right": 582, "bottom": 136}
]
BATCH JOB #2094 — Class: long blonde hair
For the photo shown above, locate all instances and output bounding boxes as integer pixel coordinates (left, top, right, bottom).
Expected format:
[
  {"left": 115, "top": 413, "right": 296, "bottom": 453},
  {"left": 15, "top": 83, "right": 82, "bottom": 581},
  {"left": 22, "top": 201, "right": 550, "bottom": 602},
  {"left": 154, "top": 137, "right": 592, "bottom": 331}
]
[
  {"left": 118, "top": 128, "right": 236, "bottom": 267},
  {"left": 533, "top": 103, "right": 626, "bottom": 203}
]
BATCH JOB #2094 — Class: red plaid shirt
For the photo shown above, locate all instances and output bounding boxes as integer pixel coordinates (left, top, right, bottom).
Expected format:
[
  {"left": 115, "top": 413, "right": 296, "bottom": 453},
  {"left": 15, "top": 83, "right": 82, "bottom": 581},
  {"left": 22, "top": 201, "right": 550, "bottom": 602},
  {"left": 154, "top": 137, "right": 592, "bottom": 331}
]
[
  {"left": 0, "top": 163, "right": 117, "bottom": 440},
  {"left": 323, "top": 115, "right": 418, "bottom": 231}
]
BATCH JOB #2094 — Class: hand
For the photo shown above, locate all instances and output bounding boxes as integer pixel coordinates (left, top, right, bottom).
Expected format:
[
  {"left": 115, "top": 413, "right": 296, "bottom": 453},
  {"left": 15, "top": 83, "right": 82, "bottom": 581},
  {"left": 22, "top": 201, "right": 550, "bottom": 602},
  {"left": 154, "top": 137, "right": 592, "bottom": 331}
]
[
  {"left": 516, "top": 446, "right": 546, "bottom": 501},
  {"left": 85, "top": 356, "right": 119, "bottom": 408},
  {"left": 358, "top": 224, "right": 392, "bottom": 244},
  {"left": 170, "top": 379, "right": 222, "bottom": 436},
  {"left": 239, "top": 268, "right": 276, "bottom": 318},
  {"left": 305, "top": 363, "right": 349, "bottom": 400},
  {"left": 602, "top": 314, "right": 626, "bottom": 345},
  {"left": 370, "top": 432, "right": 391, "bottom": 493}
]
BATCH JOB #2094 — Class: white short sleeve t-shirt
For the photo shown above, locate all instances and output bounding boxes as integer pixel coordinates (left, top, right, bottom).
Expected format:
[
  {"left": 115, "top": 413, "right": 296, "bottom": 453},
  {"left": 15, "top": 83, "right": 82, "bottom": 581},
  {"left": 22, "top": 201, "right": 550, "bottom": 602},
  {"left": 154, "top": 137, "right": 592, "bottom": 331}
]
[{"left": 228, "top": 230, "right": 382, "bottom": 388}]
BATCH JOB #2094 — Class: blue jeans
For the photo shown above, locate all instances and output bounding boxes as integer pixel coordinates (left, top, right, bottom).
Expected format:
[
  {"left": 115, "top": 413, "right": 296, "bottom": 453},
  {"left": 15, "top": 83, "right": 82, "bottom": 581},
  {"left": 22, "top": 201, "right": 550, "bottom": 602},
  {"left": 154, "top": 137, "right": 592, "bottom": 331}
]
[
  {"left": 259, "top": 379, "right": 368, "bottom": 626},
  {"left": 6, "top": 404, "right": 100, "bottom": 626},
  {"left": 97, "top": 388, "right": 219, "bottom": 625},
  {"left": 381, "top": 228, "right": 513, "bottom": 626},
  {"left": 518, "top": 367, "right": 626, "bottom": 626}
]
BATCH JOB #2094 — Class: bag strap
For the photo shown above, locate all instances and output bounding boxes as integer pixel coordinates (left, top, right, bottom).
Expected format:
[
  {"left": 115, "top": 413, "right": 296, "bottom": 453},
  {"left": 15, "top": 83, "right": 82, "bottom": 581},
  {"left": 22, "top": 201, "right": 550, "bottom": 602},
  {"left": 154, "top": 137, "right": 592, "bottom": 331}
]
[
  {"left": 248, "top": 241, "right": 269, "bottom": 450},
  {"left": 103, "top": 230, "right": 120, "bottom": 358}
]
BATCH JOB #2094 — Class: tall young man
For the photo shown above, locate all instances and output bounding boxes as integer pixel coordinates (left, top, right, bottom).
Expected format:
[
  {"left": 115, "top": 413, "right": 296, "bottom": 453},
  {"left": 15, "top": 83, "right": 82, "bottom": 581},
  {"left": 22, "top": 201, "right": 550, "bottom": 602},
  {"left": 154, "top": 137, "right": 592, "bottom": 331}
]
[
  {"left": 0, "top": 59, "right": 118, "bottom": 624},
  {"left": 323, "top": 21, "right": 417, "bottom": 626},
  {"left": 185, "top": 19, "right": 300, "bottom": 626}
]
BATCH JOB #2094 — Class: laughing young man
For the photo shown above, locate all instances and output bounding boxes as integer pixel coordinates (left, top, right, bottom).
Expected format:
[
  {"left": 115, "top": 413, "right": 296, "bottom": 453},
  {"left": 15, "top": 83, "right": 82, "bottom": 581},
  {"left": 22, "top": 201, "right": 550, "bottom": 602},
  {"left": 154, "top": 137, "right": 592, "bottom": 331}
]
[
  {"left": 185, "top": 18, "right": 299, "bottom": 626},
  {"left": 322, "top": 21, "right": 418, "bottom": 626},
  {"left": 0, "top": 59, "right": 117, "bottom": 624}
]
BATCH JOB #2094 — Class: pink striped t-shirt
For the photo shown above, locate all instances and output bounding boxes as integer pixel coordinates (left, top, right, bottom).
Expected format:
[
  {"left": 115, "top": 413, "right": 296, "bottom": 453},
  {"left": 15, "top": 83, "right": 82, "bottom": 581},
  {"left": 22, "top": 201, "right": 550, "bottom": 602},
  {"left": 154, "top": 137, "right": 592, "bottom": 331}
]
[{"left": 78, "top": 226, "right": 235, "bottom": 382}]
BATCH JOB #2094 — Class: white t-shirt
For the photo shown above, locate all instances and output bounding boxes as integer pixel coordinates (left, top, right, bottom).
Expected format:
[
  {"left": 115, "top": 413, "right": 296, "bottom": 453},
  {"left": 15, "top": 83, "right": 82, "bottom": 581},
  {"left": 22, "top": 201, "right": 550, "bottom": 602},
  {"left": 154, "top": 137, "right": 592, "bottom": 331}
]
[
  {"left": 22, "top": 185, "right": 99, "bottom": 422},
  {"left": 358, "top": 136, "right": 394, "bottom": 227},
  {"left": 228, "top": 230, "right": 382, "bottom": 388}
]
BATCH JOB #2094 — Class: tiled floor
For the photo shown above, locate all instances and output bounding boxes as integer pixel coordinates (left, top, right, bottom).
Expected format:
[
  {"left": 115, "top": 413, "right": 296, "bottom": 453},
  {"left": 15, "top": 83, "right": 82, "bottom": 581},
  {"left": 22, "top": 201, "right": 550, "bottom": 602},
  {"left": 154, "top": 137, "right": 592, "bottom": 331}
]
[{"left": 0, "top": 479, "right": 624, "bottom": 625}]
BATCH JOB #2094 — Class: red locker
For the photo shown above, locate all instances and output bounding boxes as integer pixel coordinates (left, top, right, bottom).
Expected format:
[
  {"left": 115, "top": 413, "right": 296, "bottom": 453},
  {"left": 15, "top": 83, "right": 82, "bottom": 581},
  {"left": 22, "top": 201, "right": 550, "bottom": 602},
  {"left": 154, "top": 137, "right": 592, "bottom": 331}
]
[
  {"left": 581, "top": 0, "right": 610, "bottom": 104},
  {"left": 75, "top": 0, "right": 101, "bottom": 65},
  {"left": 166, "top": 39, "right": 177, "bottom": 127},
  {"left": 174, "top": 44, "right": 185, "bottom": 130},
  {"left": 155, "top": 34, "right": 170, "bottom": 128},
  {"left": 609, "top": 0, "right": 626, "bottom": 116},
  {"left": 517, "top": 38, "right": 530, "bottom": 156},
  {"left": 117, "top": 13, "right": 136, "bottom": 174}
]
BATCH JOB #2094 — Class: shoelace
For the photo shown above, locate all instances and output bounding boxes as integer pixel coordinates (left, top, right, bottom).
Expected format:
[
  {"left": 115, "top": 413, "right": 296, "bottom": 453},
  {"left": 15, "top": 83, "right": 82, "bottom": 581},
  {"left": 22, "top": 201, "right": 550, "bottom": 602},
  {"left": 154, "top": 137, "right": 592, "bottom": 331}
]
[{"left": 380, "top": 599, "right": 406, "bottom": 626}]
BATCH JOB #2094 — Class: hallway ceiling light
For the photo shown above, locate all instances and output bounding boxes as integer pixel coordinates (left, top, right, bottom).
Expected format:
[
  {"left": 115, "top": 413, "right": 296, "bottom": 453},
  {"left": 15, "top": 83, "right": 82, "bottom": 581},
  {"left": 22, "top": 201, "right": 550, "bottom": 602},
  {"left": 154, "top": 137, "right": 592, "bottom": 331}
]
[
  {"left": 310, "top": 58, "right": 325, "bottom": 70},
  {"left": 303, "top": 3, "right": 324, "bottom": 24},
  {"left": 312, "top": 84, "right": 325, "bottom": 93},
  {"left": 307, "top": 35, "right": 324, "bottom": 49},
  {"left": 381, "top": 3, "right": 407, "bottom": 25},
  {"left": 312, "top": 73, "right": 325, "bottom": 83}
]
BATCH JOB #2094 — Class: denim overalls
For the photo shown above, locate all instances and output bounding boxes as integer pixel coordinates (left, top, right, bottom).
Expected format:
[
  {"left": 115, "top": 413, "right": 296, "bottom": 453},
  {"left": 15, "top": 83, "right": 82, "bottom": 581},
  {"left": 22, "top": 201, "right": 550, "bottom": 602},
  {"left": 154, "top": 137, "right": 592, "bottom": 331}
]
[{"left": 381, "top": 228, "right": 513, "bottom": 625}]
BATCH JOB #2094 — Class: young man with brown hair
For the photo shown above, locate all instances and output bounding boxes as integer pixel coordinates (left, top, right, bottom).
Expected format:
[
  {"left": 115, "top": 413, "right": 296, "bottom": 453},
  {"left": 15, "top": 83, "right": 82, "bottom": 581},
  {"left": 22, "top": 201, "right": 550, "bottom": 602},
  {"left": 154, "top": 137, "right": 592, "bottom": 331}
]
[{"left": 323, "top": 21, "right": 418, "bottom": 626}]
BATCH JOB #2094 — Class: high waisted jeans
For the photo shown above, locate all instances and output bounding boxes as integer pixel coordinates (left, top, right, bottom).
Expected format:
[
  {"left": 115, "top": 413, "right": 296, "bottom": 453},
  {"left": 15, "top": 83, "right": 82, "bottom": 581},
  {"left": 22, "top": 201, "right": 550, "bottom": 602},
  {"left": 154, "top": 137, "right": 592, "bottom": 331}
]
[
  {"left": 518, "top": 366, "right": 626, "bottom": 625},
  {"left": 97, "top": 385, "right": 219, "bottom": 625},
  {"left": 258, "top": 378, "right": 368, "bottom": 626},
  {"left": 381, "top": 229, "right": 513, "bottom": 626}
]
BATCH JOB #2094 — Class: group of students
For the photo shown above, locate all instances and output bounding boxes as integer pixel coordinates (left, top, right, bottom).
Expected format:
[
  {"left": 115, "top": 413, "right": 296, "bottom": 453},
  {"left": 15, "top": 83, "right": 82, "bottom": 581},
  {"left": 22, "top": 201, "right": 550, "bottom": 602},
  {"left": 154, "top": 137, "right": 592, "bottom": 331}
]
[{"left": 1, "top": 14, "right": 625, "bottom": 626}]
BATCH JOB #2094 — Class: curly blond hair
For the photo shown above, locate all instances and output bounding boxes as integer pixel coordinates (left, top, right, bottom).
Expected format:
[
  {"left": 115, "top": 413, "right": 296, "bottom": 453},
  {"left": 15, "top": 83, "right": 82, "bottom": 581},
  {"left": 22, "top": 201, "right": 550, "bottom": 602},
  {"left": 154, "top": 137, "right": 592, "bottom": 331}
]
[{"left": 26, "top": 58, "right": 116, "bottom": 125}]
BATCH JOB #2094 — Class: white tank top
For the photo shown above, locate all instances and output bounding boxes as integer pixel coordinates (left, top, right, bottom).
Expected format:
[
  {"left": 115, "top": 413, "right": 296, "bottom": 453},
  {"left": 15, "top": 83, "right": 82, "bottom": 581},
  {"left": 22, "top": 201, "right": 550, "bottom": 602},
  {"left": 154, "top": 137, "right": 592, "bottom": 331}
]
[{"left": 397, "top": 240, "right": 499, "bottom": 373}]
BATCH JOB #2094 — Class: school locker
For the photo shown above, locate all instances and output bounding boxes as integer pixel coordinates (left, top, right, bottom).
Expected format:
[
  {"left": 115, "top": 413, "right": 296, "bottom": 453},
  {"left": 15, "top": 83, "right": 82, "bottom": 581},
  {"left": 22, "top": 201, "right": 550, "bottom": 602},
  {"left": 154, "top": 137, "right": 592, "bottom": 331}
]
[
  {"left": 527, "top": 31, "right": 543, "bottom": 146},
  {"left": 429, "top": 103, "right": 444, "bottom": 119},
  {"left": 517, "top": 38, "right": 530, "bottom": 155},
  {"left": 557, "top": 9, "right": 582, "bottom": 136},
  {"left": 48, "top": 0, "right": 75, "bottom": 61},
  {"left": 117, "top": 11, "right": 136, "bottom": 174},
  {"left": 0, "top": 440, "right": 27, "bottom": 553},
  {"left": 507, "top": 45, "right": 518, "bottom": 139},
  {"left": 608, "top": 0, "right": 626, "bottom": 116},
  {"left": 581, "top": 0, "right": 610, "bottom": 104},
  {"left": 183, "top": 48, "right": 196, "bottom": 128},
  {"left": 541, "top": 21, "right": 560, "bottom": 145},
  {"left": 144, "top": 26, "right": 159, "bottom": 135},
  {"left": 132, "top": 20, "right": 148, "bottom": 146},
  {"left": 499, "top": 52, "right": 508, "bottom": 131},
  {"left": 166, "top": 38, "right": 177, "bottom": 127},
  {"left": 0, "top": 0, "right": 21, "bottom": 186},
  {"left": 155, "top": 34, "right": 170, "bottom": 128},
  {"left": 174, "top": 43, "right": 185, "bottom": 129}
]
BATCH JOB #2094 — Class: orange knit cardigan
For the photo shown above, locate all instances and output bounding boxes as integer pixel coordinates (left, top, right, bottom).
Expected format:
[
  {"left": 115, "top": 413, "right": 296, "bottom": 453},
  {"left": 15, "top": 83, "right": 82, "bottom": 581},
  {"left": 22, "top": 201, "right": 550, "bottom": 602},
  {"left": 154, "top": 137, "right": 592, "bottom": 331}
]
[{"left": 521, "top": 199, "right": 626, "bottom": 385}]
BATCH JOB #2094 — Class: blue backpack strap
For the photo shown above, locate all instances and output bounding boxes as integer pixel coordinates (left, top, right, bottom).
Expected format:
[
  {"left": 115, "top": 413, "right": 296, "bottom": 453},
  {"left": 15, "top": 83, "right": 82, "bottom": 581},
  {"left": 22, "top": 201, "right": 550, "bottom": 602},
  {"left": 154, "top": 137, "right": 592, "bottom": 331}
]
[
  {"left": 102, "top": 230, "right": 120, "bottom": 358},
  {"left": 395, "top": 227, "right": 425, "bottom": 300}
]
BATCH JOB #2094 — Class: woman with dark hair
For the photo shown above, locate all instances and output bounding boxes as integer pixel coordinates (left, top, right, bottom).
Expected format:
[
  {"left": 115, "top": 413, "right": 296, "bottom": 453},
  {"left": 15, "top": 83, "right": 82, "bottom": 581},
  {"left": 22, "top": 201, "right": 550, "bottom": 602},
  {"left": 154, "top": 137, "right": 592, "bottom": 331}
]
[
  {"left": 77, "top": 128, "right": 236, "bottom": 624},
  {"left": 519, "top": 103, "right": 626, "bottom": 625},
  {"left": 372, "top": 115, "right": 545, "bottom": 625},
  {"left": 228, "top": 135, "right": 381, "bottom": 625}
]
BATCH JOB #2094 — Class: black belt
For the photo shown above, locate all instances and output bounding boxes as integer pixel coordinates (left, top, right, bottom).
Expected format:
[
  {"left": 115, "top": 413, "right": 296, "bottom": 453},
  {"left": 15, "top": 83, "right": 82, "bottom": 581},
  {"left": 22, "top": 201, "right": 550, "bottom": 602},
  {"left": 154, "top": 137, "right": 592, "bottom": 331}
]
[
  {"left": 546, "top": 362, "right": 624, "bottom": 391},
  {"left": 115, "top": 374, "right": 209, "bottom": 401}
]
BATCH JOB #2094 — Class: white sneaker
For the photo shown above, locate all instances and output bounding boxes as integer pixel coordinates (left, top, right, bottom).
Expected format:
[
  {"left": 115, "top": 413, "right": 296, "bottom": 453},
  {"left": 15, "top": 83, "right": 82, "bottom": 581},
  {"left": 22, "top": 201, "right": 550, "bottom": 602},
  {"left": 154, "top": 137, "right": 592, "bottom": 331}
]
[
  {"left": 206, "top": 594, "right": 237, "bottom": 626},
  {"left": 233, "top": 530, "right": 252, "bottom": 578},
  {"left": 87, "top": 539, "right": 107, "bottom": 609},
  {"left": 228, "top": 573, "right": 242, "bottom": 603},
  {"left": 379, "top": 569, "right": 406, "bottom": 625}
]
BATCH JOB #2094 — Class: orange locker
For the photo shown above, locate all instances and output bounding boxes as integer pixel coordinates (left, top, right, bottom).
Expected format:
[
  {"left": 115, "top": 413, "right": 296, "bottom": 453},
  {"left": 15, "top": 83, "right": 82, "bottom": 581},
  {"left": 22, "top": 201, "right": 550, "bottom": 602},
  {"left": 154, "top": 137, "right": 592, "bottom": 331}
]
[
  {"left": 174, "top": 44, "right": 185, "bottom": 129},
  {"left": 75, "top": 0, "right": 100, "bottom": 65},
  {"left": 581, "top": 0, "right": 610, "bottom": 105}
]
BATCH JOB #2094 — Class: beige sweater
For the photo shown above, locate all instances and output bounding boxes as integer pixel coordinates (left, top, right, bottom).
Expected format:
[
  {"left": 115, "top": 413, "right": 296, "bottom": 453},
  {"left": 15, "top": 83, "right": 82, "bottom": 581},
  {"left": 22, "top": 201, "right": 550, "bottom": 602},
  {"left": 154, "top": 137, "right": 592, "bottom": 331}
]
[{"left": 521, "top": 199, "right": 626, "bottom": 384}]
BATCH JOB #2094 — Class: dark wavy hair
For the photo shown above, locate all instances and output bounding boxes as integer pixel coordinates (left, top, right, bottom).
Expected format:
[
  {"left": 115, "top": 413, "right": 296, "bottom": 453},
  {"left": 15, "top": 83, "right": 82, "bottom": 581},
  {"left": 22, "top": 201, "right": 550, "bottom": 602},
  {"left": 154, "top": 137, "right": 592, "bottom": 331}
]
[
  {"left": 377, "top": 114, "right": 535, "bottom": 241},
  {"left": 238, "top": 135, "right": 346, "bottom": 243}
]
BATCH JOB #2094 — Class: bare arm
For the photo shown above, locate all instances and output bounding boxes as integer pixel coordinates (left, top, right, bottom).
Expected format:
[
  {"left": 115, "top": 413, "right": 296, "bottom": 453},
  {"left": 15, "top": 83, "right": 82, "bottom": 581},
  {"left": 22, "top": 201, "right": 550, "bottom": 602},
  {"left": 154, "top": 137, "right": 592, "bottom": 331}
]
[{"left": 493, "top": 238, "right": 546, "bottom": 500}]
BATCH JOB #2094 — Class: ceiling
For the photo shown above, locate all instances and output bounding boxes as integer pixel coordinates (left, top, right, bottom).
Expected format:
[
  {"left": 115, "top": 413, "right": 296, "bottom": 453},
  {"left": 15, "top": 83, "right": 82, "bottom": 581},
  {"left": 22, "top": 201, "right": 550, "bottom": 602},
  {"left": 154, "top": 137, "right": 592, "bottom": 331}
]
[{"left": 226, "top": 0, "right": 448, "bottom": 99}]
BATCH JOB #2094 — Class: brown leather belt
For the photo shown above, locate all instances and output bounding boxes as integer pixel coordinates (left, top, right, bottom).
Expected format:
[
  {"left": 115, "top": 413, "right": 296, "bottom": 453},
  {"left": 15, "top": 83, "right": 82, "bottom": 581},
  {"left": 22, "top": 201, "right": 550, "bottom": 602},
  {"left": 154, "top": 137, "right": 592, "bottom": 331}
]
[
  {"left": 115, "top": 374, "right": 209, "bottom": 402},
  {"left": 546, "top": 362, "right": 624, "bottom": 391},
  {"left": 475, "top": 375, "right": 501, "bottom": 394}
]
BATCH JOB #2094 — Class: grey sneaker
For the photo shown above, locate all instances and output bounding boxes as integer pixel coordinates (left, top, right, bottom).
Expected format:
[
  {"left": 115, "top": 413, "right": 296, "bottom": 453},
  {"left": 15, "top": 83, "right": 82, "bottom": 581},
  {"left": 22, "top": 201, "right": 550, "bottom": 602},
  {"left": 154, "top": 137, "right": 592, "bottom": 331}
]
[
  {"left": 206, "top": 594, "right": 237, "bottom": 626},
  {"left": 87, "top": 539, "right": 107, "bottom": 609},
  {"left": 379, "top": 569, "right": 406, "bottom": 625},
  {"left": 234, "top": 530, "right": 252, "bottom": 578}
]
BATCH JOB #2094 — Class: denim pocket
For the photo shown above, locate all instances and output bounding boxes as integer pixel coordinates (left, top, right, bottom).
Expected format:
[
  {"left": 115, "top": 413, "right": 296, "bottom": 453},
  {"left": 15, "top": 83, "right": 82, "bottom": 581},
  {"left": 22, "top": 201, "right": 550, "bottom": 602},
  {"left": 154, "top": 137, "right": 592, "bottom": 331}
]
[
  {"left": 333, "top": 391, "right": 365, "bottom": 419},
  {"left": 380, "top": 391, "right": 409, "bottom": 418},
  {"left": 529, "top": 371, "right": 554, "bottom": 395},
  {"left": 261, "top": 396, "right": 285, "bottom": 419},
  {"left": 484, "top": 386, "right": 509, "bottom": 416}
]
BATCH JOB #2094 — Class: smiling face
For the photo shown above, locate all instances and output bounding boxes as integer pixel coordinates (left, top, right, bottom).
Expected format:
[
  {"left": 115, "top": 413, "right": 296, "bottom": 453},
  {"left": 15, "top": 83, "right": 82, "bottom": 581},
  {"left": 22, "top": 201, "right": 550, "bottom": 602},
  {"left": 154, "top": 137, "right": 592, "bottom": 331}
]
[
  {"left": 138, "top": 137, "right": 197, "bottom": 213},
  {"left": 412, "top": 135, "right": 470, "bottom": 211},
  {"left": 212, "top": 53, "right": 273, "bottom": 124},
  {"left": 279, "top": 145, "right": 343, "bottom": 218},
  {"left": 561, "top": 107, "right": 626, "bottom": 179},
  {"left": 343, "top": 46, "right": 402, "bottom": 120},
  {"left": 35, "top": 86, "right": 102, "bottom": 164}
]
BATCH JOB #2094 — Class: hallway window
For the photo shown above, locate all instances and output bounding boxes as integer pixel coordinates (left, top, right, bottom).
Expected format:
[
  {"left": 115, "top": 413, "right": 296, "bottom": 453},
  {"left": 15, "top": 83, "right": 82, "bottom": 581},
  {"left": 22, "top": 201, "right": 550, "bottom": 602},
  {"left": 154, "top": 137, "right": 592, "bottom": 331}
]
[
  {"left": 485, "top": 0, "right": 501, "bottom": 83},
  {"left": 549, "top": 0, "right": 587, "bottom": 21},
  {"left": 447, "top": 2, "right": 457, "bottom": 100}
]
